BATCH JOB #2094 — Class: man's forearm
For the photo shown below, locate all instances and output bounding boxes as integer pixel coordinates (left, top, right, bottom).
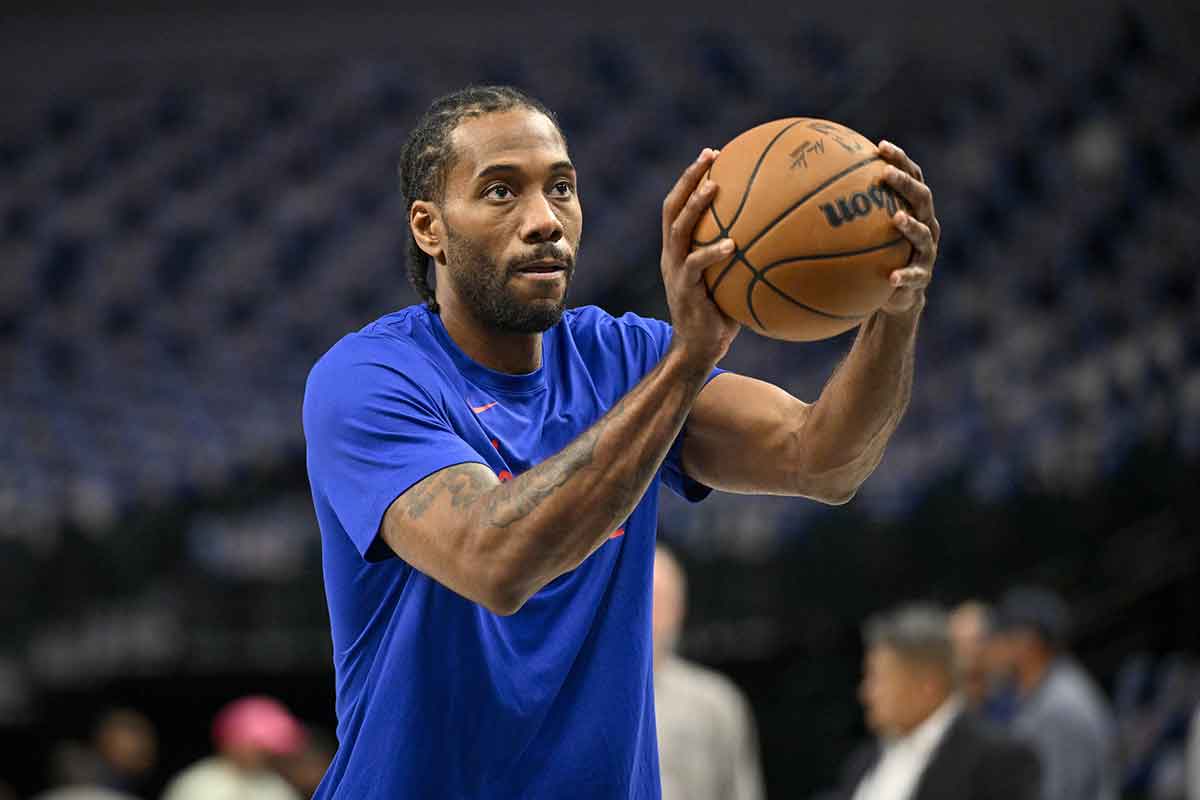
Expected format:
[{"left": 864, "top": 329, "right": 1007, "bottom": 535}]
[
  {"left": 471, "top": 342, "right": 712, "bottom": 605},
  {"left": 795, "top": 301, "right": 921, "bottom": 497}
]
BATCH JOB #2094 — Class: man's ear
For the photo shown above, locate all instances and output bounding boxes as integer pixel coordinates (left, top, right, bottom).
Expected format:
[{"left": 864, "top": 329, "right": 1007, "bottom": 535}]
[{"left": 410, "top": 200, "right": 445, "bottom": 265}]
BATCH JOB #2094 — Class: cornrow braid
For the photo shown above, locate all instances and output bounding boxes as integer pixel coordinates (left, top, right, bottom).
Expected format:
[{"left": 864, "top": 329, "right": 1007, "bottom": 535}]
[{"left": 397, "top": 85, "right": 566, "bottom": 313}]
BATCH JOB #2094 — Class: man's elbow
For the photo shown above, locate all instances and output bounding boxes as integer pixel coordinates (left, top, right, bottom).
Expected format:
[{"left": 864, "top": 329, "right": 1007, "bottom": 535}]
[
  {"left": 795, "top": 454, "right": 877, "bottom": 505},
  {"left": 480, "top": 585, "right": 527, "bottom": 617},
  {"left": 815, "top": 483, "right": 858, "bottom": 506},
  {"left": 477, "top": 559, "right": 537, "bottom": 617},
  {"left": 798, "top": 469, "right": 862, "bottom": 505}
]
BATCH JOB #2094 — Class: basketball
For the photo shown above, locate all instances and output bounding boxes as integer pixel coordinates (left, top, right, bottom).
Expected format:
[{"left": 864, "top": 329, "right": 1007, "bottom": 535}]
[{"left": 693, "top": 118, "right": 913, "bottom": 341}]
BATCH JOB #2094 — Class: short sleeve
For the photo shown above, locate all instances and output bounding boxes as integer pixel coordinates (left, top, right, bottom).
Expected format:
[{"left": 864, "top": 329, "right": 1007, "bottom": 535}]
[
  {"left": 303, "top": 338, "right": 488, "bottom": 560},
  {"left": 613, "top": 312, "right": 725, "bottom": 503}
]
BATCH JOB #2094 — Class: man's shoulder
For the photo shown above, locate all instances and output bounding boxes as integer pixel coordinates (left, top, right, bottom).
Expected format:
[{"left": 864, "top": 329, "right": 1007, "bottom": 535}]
[
  {"left": 944, "top": 712, "right": 1040, "bottom": 780},
  {"left": 920, "top": 713, "right": 1040, "bottom": 800},
  {"left": 560, "top": 306, "right": 674, "bottom": 373},
  {"left": 163, "top": 757, "right": 237, "bottom": 796},
  {"left": 660, "top": 656, "right": 751, "bottom": 713},
  {"left": 1031, "top": 660, "right": 1116, "bottom": 731},
  {"left": 321, "top": 305, "right": 434, "bottom": 360},
  {"left": 953, "top": 712, "right": 1029, "bottom": 751},
  {"left": 563, "top": 305, "right": 670, "bottom": 339},
  {"left": 31, "top": 788, "right": 140, "bottom": 800},
  {"left": 308, "top": 306, "right": 446, "bottom": 390},
  {"left": 165, "top": 757, "right": 299, "bottom": 799}
]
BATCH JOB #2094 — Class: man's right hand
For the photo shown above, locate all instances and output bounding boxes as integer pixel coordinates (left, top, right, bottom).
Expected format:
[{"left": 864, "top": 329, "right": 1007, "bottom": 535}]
[{"left": 660, "top": 148, "right": 741, "bottom": 367}]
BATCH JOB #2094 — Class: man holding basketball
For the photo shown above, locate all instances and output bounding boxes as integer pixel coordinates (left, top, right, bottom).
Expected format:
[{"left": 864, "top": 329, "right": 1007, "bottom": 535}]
[{"left": 303, "top": 85, "right": 939, "bottom": 798}]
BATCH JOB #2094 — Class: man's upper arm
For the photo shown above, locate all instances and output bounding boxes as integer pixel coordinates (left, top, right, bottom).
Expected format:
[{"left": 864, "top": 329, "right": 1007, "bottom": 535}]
[
  {"left": 379, "top": 462, "right": 512, "bottom": 609},
  {"left": 681, "top": 372, "right": 815, "bottom": 496},
  {"left": 303, "top": 345, "right": 488, "bottom": 560}
]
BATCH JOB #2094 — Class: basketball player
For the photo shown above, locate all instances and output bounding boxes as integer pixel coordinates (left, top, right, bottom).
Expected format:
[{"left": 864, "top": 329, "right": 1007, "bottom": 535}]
[{"left": 303, "top": 85, "right": 939, "bottom": 798}]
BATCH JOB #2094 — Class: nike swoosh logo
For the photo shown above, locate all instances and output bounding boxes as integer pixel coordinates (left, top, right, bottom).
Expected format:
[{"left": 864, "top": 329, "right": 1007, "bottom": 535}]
[{"left": 470, "top": 401, "right": 499, "bottom": 414}]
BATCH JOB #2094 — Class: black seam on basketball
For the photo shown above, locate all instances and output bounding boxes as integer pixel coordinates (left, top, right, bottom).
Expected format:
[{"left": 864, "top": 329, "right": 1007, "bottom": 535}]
[
  {"left": 741, "top": 154, "right": 882, "bottom": 255},
  {"left": 720, "top": 251, "right": 772, "bottom": 329},
  {"left": 709, "top": 154, "right": 882, "bottom": 297},
  {"left": 708, "top": 251, "right": 744, "bottom": 297},
  {"left": 757, "top": 278, "right": 867, "bottom": 321},
  {"left": 758, "top": 236, "right": 909, "bottom": 275},
  {"left": 746, "top": 255, "right": 769, "bottom": 330},
  {"left": 745, "top": 236, "right": 906, "bottom": 326},
  {"left": 695, "top": 205, "right": 725, "bottom": 253},
  {"left": 693, "top": 118, "right": 809, "bottom": 247}
]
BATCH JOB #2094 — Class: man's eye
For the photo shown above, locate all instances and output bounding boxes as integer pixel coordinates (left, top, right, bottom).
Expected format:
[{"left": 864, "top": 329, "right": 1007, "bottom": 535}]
[
  {"left": 551, "top": 180, "right": 574, "bottom": 197},
  {"left": 485, "top": 185, "right": 512, "bottom": 200}
]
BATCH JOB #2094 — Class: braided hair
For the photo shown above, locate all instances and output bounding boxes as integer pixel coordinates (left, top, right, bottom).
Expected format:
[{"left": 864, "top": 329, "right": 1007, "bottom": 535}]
[{"left": 397, "top": 85, "right": 565, "bottom": 313}]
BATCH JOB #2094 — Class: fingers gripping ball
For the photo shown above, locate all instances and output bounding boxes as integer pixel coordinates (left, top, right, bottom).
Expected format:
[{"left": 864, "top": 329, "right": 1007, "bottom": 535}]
[{"left": 693, "top": 119, "right": 912, "bottom": 341}]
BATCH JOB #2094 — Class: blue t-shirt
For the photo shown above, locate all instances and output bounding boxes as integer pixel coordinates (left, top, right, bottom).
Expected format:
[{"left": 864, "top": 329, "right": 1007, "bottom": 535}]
[{"left": 302, "top": 304, "right": 718, "bottom": 799}]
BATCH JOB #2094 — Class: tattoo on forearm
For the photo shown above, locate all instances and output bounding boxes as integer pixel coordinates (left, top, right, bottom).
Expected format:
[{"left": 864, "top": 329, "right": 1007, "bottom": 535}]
[
  {"left": 486, "top": 416, "right": 606, "bottom": 528},
  {"left": 398, "top": 354, "right": 704, "bottom": 548},
  {"left": 485, "top": 355, "right": 698, "bottom": 530},
  {"left": 400, "top": 465, "right": 493, "bottom": 521},
  {"left": 400, "top": 475, "right": 441, "bottom": 520}
]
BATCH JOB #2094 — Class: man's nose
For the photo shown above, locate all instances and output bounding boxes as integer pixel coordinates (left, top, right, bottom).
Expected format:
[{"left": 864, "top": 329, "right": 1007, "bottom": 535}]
[{"left": 519, "top": 194, "right": 564, "bottom": 244}]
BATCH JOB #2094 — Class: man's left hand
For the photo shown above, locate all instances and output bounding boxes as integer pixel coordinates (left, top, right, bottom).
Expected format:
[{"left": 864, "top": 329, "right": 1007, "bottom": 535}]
[{"left": 877, "top": 140, "right": 940, "bottom": 316}]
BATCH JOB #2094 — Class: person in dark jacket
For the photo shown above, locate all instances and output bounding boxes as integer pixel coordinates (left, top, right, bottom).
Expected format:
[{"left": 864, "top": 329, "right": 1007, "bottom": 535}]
[{"left": 824, "top": 604, "right": 1041, "bottom": 800}]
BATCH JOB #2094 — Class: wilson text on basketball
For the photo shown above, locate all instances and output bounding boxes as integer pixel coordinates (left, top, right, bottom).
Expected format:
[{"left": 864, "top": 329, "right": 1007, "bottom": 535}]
[{"left": 817, "top": 184, "right": 900, "bottom": 228}]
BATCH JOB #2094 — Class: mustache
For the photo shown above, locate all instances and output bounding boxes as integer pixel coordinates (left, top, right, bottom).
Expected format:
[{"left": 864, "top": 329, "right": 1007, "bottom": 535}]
[{"left": 507, "top": 244, "right": 575, "bottom": 273}]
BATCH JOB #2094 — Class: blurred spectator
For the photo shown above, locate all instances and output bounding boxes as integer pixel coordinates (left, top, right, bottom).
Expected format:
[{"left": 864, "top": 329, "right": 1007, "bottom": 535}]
[
  {"left": 989, "top": 586, "right": 1120, "bottom": 800},
  {"left": 949, "top": 601, "right": 1018, "bottom": 724},
  {"left": 277, "top": 725, "right": 336, "bottom": 797},
  {"left": 92, "top": 709, "right": 158, "bottom": 795},
  {"left": 652, "top": 545, "right": 765, "bottom": 800},
  {"left": 32, "top": 740, "right": 139, "bottom": 800},
  {"left": 824, "top": 603, "right": 1040, "bottom": 800},
  {"left": 33, "top": 709, "right": 156, "bottom": 800},
  {"left": 161, "top": 695, "right": 306, "bottom": 800},
  {"left": 1112, "top": 652, "right": 1200, "bottom": 799},
  {"left": 949, "top": 601, "right": 993, "bottom": 713},
  {"left": 1189, "top": 705, "right": 1200, "bottom": 800}
]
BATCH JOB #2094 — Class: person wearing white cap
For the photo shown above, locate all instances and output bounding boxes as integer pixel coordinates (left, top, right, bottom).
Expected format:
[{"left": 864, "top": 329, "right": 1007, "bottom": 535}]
[{"left": 161, "top": 695, "right": 306, "bottom": 800}]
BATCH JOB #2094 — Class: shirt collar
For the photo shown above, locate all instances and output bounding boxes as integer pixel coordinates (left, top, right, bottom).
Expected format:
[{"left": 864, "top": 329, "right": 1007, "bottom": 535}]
[
  {"left": 425, "top": 306, "right": 550, "bottom": 395},
  {"left": 886, "top": 694, "right": 963, "bottom": 755}
]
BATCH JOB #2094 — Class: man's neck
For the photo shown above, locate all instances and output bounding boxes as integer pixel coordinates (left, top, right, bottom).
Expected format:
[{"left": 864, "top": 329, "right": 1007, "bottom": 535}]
[{"left": 439, "top": 301, "right": 543, "bottom": 375}]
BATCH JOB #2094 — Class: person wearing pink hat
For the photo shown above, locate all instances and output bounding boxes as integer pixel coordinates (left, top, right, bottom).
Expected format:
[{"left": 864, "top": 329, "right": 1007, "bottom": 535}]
[{"left": 161, "top": 696, "right": 306, "bottom": 800}]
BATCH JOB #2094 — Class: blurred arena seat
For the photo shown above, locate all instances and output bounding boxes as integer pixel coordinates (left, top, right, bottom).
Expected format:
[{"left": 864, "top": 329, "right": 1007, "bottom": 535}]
[{"left": 0, "top": 10, "right": 1196, "bottom": 556}]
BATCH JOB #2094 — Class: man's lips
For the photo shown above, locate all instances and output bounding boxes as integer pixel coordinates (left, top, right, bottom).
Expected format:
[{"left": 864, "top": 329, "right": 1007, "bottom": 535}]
[{"left": 515, "top": 259, "right": 567, "bottom": 274}]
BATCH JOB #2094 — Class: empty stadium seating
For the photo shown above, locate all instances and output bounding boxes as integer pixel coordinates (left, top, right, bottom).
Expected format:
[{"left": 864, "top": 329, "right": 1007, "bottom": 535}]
[{"left": 0, "top": 11, "right": 1197, "bottom": 554}]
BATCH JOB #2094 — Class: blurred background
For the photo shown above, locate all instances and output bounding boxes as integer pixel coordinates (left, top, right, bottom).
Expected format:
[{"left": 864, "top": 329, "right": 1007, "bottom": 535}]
[{"left": 1, "top": 0, "right": 1198, "bottom": 797}]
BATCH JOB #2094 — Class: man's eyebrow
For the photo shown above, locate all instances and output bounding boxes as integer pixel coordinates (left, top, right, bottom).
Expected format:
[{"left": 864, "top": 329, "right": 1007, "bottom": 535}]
[{"left": 474, "top": 160, "right": 576, "bottom": 180}]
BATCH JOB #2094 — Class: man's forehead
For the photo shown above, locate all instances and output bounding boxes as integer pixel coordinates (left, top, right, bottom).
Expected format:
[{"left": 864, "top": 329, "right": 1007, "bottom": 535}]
[
  {"left": 450, "top": 110, "right": 568, "bottom": 174},
  {"left": 869, "top": 645, "right": 908, "bottom": 669}
]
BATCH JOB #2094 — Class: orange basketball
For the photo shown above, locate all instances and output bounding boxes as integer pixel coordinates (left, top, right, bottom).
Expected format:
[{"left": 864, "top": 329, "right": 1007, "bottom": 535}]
[{"left": 693, "top": 118, "right": 912, "bottom": 341}]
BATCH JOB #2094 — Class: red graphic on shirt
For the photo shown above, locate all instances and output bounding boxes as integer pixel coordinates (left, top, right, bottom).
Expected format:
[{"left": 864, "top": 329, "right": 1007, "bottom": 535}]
[
  {"left": 497, "top": 470, "right": 513, "bottom": 482},
  {"left": 471, "top": 401, "right": 499, "bottom": 414},
  {"left": 609, "top": 528, "right": 626, "bottom": 540}
]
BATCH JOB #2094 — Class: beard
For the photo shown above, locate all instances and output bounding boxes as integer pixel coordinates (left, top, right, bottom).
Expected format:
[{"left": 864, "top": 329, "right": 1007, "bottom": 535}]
[{"left": 443, "top": 227, "right": 577, "bottom": 334}]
